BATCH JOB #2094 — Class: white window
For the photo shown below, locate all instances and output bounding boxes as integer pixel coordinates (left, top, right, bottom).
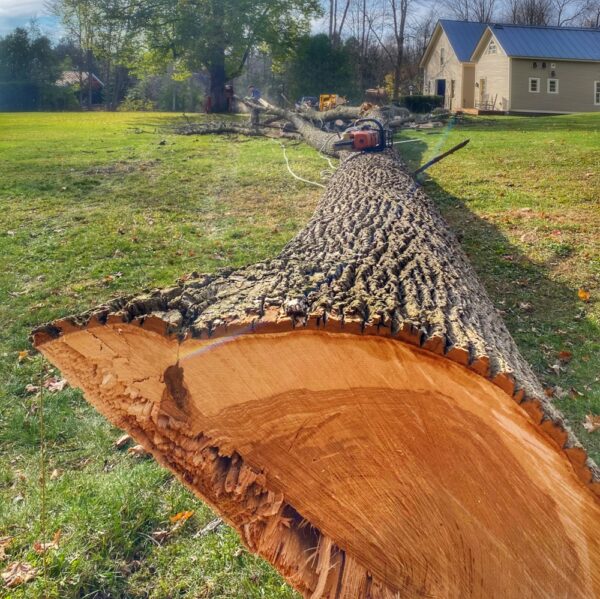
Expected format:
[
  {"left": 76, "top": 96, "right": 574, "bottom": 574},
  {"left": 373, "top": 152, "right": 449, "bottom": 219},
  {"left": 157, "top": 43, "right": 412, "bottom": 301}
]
[
  {"left": 595, "top": 81, "right": 600, "bottom": 105},
  {"left": 487, "top": 41, "right": 497, "bottom": 55},
  {"left": 440, "top": 47, "right": 445, "bottom": 65},
  {"left": 529, "top": 77, "right": 540, "bottom": 93},
  {"left": 547, "top": 78, "right": 559, "bottom": 94}
]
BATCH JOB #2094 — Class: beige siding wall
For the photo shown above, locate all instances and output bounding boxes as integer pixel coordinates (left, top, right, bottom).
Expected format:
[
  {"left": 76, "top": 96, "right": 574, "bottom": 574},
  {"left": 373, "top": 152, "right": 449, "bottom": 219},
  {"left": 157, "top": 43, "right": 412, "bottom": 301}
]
[
  {"left": 511, "top": 58, "right": 600, "bottom": 112},
  {"left": 474, "top": 36, "right": 511, "bottom": 110},
  {"left": 423, "top": 30, "right": 464, "bottom": 110}
]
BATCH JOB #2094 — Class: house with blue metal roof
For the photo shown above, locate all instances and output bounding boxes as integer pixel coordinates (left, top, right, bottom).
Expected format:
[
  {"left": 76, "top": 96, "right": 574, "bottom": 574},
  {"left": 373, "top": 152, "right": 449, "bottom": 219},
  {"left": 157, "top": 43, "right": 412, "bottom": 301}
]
[
  {"left": 421, "top": 20, "right": 600, "bottom": 113},
  {"left": 471, "top": 23, "right": 600, "bottom": 112},
  {"left": 419, "top": 20, "right": 488, "bottom": 111}
]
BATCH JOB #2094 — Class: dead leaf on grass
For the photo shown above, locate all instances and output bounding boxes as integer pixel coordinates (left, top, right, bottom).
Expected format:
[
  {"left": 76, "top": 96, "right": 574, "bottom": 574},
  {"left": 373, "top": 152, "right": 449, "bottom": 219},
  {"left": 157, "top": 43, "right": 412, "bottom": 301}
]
[
  {"left": 25, "top": 384, "right": 40, "bottom": 394},
  {"left": 1, "top": 562, "right": 37, "bottom": 588},
  {"left": 558, "top": 350, "right": 573, "bottom": 363},
  {"left": 549, "top": 363, "right": 563, "bottom": 376},
  {"left": 0, "top": 538, "right": 12, "bottom": 561},
  {"left": 33, "top": 530, "right": 61, "bottom": 554},
  {"left": 127, "top": 444, "right": 150, "bottom": 458},
  {"left": 583, "top": 414, "right": 600, "bottom": 434},
  {"left": 17, "top": 351, "right": 29, "bottom": 363},
  {"left": 150, "top": 529, "right": 171, "bottom": 543},
  {"left": 50, "top": 468, "right": 61, "bottom": 480},
  {"left": 578, "top": 288, "right": 591, "bottom": 302},
  {"left": 169, "top": 510, "right": 194, "bottom": 524},
  {"left": 43, "top": 377, "right": 68, "bottom": 393}
]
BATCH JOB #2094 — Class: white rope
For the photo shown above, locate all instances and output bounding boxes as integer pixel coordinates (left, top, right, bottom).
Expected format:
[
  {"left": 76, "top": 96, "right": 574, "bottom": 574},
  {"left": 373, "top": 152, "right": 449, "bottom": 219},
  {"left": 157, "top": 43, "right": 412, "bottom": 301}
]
[
  {"left": 281, "top": 144, "right": 326, "bottom": 189},
  {"left": 392, "top": 139, "right": 420, "bottom": 145},
  {"left": 319, "top": 153, "right": 337, "bottom": 170}
]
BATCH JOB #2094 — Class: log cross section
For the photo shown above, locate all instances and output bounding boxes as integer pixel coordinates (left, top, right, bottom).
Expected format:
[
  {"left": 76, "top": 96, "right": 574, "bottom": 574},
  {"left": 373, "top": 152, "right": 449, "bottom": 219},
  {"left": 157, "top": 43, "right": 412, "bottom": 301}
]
[{"left": 34, "top": 150, "right": 600, "bottom": 598}]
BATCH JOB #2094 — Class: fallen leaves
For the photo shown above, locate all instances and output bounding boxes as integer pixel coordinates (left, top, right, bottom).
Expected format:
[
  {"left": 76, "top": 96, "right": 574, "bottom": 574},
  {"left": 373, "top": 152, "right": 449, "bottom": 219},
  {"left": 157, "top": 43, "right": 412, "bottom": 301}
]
[
  {"left": 0, "top": 537, "right": 12, "bottom": 560},
  {"left": 17, "top": 351, "right": 29, "bottom": 363},
  {"left": 2, "top": 561, "right": 37, "bottom": 588},
  {"left": 583, "top": 414, "right": 600, "bottom": 434},
  {"left": 25, "top": 384, "right": 40, "bottom": 394},
  {"left": 549, "top": 362, "right": 563, "bottom": 376},
  {"left": 127, "top": 444, "right": 150, "bottom": 458},
  {"left": 169, "top": 510, "right": 194, "bottom": 524},
  {"left": 150, "top": 511, "right": 196, "bottom": 544},
  {"left": 33, "top": 530, "right": 61, "bottom": 554},
  {"left": 557, "top": 350, "right": 573, "bottom": 363},
  {"left": 43, "top": 377, "right": 68, "bottom": 393},
  {"left": 578, "top": 288, "right": 591, "bottom": 303}
]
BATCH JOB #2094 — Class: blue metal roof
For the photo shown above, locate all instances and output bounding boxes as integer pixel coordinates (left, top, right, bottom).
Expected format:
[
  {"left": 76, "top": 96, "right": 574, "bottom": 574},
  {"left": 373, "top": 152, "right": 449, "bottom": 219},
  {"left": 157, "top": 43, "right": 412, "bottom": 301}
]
[
  {"left": 487, "top": 23, "right": 600, "bottom": 61},
  {"left": 439, "top": 20, "right": 489, "bottom": 62}
]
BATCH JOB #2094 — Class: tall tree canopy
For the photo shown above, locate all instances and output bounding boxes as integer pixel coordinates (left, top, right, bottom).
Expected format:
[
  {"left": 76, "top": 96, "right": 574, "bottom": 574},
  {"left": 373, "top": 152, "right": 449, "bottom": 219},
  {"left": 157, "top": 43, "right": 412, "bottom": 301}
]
[
  {"left": 135, "top": 0, "right": 321, "bottom": 111},
  {"left": 284, "top": 34, "right": 358, "bottom": 101}
]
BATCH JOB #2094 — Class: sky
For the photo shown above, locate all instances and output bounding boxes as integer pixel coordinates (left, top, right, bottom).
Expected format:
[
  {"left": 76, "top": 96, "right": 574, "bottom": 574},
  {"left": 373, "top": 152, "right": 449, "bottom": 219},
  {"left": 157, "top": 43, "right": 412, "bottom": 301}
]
[{"left": 0, "top": 0, "right": 60, "bottom": 37}]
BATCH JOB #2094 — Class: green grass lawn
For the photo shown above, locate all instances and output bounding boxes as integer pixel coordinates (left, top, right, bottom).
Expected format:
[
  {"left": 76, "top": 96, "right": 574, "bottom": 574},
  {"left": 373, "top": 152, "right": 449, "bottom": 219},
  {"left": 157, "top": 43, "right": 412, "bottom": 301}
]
[{"left": 0, "top": 111, "right": 598, "bottom": 597}]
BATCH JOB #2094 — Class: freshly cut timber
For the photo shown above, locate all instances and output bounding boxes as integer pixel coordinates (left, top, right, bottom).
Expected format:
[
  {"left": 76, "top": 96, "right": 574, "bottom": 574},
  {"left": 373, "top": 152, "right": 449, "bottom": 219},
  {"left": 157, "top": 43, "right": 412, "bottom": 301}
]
[{"left": 33, "top": 150, "right": 600, "bottom": 598}]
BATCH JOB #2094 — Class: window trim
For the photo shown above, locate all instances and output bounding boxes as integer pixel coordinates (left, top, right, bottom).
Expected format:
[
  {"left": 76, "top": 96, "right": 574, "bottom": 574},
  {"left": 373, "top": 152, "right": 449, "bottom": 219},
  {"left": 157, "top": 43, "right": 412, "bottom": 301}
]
[
  {"left": 440, "top": 47, "right": 445, "bottom": 66},
  {"left": 529, "top": 77, "right": 540, "bottom": 93},
  {"left": 487, "top": 41, "right": 497, "bottom": 55},
  {"left": 547, "top": 78, "right": 559, "bottom": 94},
  {"left": 595, "top": 81, "right": 600, "bottom": 106}
]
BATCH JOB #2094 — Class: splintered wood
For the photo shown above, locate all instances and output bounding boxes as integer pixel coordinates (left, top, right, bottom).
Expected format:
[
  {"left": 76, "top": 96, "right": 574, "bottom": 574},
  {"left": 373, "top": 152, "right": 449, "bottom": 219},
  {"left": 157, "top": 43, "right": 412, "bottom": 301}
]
[
  {"left": 37, "top": 327, "right": 600, "bottom": 598},
  {"left": 34, "top": 150, "right": 600, "bottom": 598}
]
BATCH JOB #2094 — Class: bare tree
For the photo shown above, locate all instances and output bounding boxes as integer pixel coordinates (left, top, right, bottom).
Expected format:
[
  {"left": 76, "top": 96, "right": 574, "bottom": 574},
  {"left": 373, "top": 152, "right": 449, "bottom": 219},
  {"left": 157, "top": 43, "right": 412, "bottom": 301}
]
[
  {"left": 550, "top": 0, "right": 589, "bottom": 24},
  {"left": 581, "top": 0, "right": 600, "bottom": 26},
  {"left": 444, "top": 0, "right": 496, "bottom": 21},
  {"left": 505, "top": 0, "right": 553, "bottom": 24},
  {"left": 328, "top": 0, "right": 352, "bottom": 43}
]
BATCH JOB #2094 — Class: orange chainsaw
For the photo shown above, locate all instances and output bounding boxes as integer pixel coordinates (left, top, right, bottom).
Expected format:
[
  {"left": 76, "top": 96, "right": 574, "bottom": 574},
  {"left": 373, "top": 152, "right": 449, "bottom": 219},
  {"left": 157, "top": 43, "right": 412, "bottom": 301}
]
[{"left": 333, "top": 118, "right": 392, "bottom": 153}]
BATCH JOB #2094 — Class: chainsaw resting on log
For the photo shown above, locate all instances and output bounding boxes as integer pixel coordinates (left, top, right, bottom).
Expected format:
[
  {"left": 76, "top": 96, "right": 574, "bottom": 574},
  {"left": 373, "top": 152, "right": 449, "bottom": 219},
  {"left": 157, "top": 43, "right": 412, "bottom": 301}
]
[{"left": 33, "top": 104, "right": 600, "bottom": 598}]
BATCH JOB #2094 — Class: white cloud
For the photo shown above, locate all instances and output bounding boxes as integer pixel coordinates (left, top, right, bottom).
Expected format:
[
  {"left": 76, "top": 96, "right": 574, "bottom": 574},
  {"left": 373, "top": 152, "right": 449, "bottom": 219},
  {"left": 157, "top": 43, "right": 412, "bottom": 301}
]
[{"left": 0, "top": 0, "right": 48, "bottom": 18}]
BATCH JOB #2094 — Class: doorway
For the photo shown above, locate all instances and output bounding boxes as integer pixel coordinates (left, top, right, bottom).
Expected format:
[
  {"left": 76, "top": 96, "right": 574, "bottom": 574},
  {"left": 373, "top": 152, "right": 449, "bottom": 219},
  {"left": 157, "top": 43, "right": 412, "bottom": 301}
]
[{"left": 435, "top": 79, "right": 446, "bottom": 97}]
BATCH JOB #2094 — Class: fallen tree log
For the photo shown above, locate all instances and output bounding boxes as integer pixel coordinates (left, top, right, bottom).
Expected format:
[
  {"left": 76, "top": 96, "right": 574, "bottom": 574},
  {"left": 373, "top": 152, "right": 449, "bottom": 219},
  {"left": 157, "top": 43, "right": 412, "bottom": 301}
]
[
  {"left": 175, "top": 120, "right": 301, "bottom": 141},
  {"left": 33, "top": 142, "right": 600, "bottom": 596}
]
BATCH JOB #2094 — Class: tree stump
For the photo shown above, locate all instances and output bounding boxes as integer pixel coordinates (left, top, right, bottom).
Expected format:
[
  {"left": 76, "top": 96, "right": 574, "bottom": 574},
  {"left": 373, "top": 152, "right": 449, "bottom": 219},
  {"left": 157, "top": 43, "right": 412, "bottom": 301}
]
[{"left": 33, "top": 150, "right": 600, "bottom": 598}]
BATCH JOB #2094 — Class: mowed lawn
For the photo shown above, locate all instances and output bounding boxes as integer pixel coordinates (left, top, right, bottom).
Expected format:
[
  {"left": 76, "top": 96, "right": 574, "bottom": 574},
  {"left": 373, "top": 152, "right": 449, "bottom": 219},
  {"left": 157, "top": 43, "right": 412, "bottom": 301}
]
[{"left": 0, "top": 111, "right": 599, "bottom": 597}]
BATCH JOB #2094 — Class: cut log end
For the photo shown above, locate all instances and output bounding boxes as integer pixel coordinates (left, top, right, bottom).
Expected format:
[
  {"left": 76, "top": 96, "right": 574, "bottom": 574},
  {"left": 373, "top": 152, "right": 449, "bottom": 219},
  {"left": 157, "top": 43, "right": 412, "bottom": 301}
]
[{"left": 35, "top": 323, "right": 600, "bottom": 599}]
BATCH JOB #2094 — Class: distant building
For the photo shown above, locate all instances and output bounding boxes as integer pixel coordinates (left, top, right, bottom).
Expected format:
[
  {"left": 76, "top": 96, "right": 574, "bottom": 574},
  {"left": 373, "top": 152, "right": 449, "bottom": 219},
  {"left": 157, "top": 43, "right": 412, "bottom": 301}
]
[
  {"left": 57, "top": 71, "right": 105, "bottom": 104},
  {"left": 420, "top": 20, "right": 600, "bottom": 113}
]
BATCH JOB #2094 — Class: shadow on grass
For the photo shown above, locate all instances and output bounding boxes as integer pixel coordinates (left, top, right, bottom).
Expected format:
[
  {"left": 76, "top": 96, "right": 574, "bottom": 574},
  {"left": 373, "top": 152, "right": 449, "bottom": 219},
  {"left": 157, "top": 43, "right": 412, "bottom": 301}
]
[{"left": 401, "top": 136, "right": 600, "bottom": 463}]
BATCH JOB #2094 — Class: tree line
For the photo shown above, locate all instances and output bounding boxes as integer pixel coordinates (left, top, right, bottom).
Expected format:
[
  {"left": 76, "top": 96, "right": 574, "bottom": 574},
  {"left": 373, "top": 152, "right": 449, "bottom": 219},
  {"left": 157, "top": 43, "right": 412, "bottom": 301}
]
[{"left": 1, "top": 0, "right": 598, "bottom": 112}]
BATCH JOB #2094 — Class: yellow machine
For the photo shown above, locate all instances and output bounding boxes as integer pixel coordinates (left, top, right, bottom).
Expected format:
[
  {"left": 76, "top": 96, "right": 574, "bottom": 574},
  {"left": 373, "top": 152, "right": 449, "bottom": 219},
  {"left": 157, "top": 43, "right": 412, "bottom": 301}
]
[{"left": 319, "top": 94, "right": 347, "bottom": 111}]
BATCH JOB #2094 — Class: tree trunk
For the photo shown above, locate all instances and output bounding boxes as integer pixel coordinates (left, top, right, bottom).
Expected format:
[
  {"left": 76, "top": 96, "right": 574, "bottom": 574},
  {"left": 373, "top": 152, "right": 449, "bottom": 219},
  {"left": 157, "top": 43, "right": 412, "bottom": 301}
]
[
  {"left": 208, "top": 55, "right": 228, "bottom": 113},
  {"left": 33, "top": 147, "right": 600, "bottom": 597},
  {"left": 87, "top": 49, "right": 93, "bottom": 109},
  {"left": 207, "top": 0, "right": 228, "bottom": 114}
]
